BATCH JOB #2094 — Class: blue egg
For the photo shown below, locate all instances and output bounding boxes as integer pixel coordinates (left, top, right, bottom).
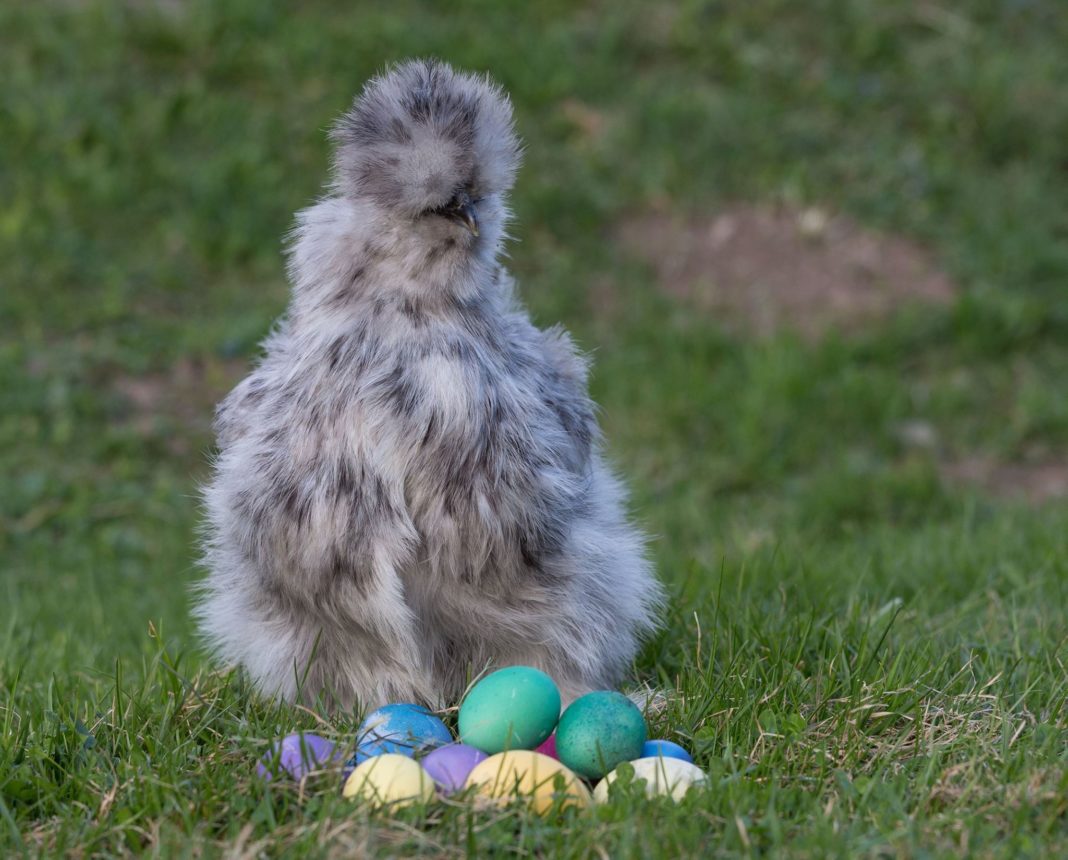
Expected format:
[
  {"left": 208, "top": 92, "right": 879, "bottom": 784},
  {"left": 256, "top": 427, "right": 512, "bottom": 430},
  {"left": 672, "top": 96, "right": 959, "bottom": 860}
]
[
  {"left": 641, "top": 739, "right": 694, "bottom": 763},
  {"left": 345, "top": 703, "right": 453, "bottom": 771}
]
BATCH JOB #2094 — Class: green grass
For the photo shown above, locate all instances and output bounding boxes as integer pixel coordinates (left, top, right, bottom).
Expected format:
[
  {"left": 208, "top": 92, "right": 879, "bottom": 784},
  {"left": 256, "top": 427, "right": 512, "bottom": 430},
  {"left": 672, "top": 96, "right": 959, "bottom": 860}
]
[{"left": 3, "top": 0, "right": 1067, "bottom": 856}]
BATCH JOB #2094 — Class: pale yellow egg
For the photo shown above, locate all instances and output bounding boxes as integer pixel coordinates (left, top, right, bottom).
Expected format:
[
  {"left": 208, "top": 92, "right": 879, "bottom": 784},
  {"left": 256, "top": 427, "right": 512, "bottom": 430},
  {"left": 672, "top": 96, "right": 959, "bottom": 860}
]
[
  {"left": 593, "top": 756, "right": 708, "bottom": 802},
  {"left": 465, "top": 750, "right": 591, "bottom": 814},
  {"left": 342, "top": 754, "right": 435, "bottom": 809}
]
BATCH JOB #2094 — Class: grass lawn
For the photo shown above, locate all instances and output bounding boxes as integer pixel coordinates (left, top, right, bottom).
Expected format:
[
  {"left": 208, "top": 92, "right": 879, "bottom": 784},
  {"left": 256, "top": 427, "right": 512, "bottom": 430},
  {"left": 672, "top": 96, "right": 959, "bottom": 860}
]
[{"left": 2, "top": 0, "right": 1066, "bottom": 856}]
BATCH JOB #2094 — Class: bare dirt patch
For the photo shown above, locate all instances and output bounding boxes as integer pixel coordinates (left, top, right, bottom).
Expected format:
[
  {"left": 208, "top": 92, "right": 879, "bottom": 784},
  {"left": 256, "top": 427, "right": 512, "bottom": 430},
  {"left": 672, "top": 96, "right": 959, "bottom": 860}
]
[
  {"left": 895, "top": 423, "right": 1068, "bottom": 504},
  {"left": 558, "top": 99, "right": 610, "bottom": 143},
  {"left": 939, "top": 456, "right": 1068, "bottom": 504},
  {"left": 616, "top": 203, "right": 957, "bottom": 337},
  {"left": 112, "top": 356, "right": 247, "bottom": 454}
]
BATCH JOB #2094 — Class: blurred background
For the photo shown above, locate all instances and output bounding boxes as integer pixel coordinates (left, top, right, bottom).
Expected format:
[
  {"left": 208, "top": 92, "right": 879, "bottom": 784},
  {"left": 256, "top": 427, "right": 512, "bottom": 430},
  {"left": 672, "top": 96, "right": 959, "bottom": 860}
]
[{"left": 3, "top": 0, "right": 1067, "bottom": 683}]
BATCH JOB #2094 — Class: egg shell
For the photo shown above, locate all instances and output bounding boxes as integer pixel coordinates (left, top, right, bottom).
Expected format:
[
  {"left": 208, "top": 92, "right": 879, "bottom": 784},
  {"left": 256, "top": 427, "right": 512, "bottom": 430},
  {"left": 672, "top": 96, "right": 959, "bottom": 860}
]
[
  {"left": 465, "top": 750, "right": 591, "bottom": 814},
  {"left": 555, "top": 691, "right": 646, "bottom": 779},
  {"left": 342, "top": 754, "right": 435, "bottom": 808},
  {"left": 458, "top": 667, "right": 561, "bottom": 754},
  {"left": 534, "top": 733, "right": 558, "bottom": 760},
  {"left": 421, "top": 744, "right": 487, "bottom": 794},
  {"left": 348, "top": 703, "right": 452, "bottom": 768},
  {"left": 593, "top": 757, "right": 709, "bottom": 802},
  {"left": 641, "top": 739, "right": 694, "bottom": 764},
  {"left": 256, "top": 733, "right": 339, "bottom": 780}
]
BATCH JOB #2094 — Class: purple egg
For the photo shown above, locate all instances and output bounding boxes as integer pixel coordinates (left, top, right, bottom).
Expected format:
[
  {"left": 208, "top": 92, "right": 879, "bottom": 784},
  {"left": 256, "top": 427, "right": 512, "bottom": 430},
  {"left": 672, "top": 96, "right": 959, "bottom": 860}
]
[
  {"left": 535, "top": 733, "right": 558, "bottom": 760},
  {"left": 257, "top": 733, "right": 339, "bottom": 780},
  {"left": 420, "top": 744, "right": 487, "bottom": 794}
]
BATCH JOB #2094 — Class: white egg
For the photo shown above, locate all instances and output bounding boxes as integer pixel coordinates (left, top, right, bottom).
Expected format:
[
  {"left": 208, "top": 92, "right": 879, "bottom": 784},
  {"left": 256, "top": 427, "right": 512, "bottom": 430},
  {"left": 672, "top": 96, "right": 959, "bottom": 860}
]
[{"left": 593, "top": 756, "right": 709, "bottom": 802}]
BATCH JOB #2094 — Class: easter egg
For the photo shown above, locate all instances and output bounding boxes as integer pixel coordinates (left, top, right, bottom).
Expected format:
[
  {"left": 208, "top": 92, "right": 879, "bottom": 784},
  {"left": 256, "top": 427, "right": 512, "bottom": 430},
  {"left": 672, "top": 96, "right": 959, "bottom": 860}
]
[
  {"left": 458, "top": 667, "right": 561, "bottom": 753},
  {"left": 342, "top": 754, "right": 435, "bottom": 808},
  {"left": 421, "top": 744, "right": 487, "bottom": 794},
  {"left": 256, "top": 732, "right": 340, "bottom": 780},
  {"left": 593, "top": 757, "right": 709, "bottom": 802},
  {"left": 465, "top": 750, "right": 591, "bottom": 814},
  {"left": 641, "top": 739, "right": 693, "bottom": 763},
  {"left": 534, "top": 733, "right": 557, "bottom": 760},
  {"left": 555, "top": 691, "right": 646, "bottom": 779},
  {"left": 350, "top": 703, "right": 452, "bottom": 766}
]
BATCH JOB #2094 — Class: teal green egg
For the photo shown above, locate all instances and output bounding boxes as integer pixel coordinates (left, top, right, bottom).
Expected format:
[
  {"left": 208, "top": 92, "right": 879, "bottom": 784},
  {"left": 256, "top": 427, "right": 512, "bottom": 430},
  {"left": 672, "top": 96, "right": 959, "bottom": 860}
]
[
  {"left": 555, "top": 691, "right": 646, "bottom": 779},
  {"left": 458, "top": 667, "right": 561, "bottom": 754}
]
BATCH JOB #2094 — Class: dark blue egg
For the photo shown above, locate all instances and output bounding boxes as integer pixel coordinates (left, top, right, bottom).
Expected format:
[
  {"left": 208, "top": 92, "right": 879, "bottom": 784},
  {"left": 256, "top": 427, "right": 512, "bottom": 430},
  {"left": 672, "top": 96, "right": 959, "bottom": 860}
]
[
  {"left": 641, "top": 739, "right": 693, "bottom": 763},
  {"left": 345, "top": 703, "right": 453, "bottom": 772}
]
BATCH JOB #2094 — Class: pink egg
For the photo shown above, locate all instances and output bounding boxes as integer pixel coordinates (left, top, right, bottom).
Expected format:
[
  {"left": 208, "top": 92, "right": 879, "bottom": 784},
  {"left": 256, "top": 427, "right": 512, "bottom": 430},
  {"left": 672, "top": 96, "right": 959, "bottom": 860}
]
[{"left": 534, "top": 733, "right": 557, "bottom": 760}]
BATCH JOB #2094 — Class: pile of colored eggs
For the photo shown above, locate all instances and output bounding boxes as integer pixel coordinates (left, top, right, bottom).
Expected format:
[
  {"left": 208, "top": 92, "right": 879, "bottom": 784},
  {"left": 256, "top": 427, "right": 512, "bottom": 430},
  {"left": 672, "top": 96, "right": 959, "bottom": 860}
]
[{"left": 256, "top": 666, "right": 709, "bottom": 811}]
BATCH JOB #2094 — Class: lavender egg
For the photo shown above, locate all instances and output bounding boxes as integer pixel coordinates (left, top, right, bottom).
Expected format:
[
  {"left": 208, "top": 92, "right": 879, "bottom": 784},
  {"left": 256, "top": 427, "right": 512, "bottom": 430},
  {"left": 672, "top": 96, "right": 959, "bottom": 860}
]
[
  {"left": 421, "top": 744, "right": 488, "bottom": 794},
  {"left": 257, "top": 733, "right": 339, "bottom": 780}
]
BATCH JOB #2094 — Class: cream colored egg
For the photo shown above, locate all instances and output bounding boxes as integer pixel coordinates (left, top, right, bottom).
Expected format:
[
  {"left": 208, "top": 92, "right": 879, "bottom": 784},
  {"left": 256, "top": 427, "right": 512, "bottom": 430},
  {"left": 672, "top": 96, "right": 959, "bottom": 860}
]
[
  {"left": 593, "top": 756, "right": 708, "bottom": 802},
  {"left": 465, "top": 750, "right": 591, "bottom": 814},
  {"left": 342, "top": 753, "right": 434, "bottom": 809}
]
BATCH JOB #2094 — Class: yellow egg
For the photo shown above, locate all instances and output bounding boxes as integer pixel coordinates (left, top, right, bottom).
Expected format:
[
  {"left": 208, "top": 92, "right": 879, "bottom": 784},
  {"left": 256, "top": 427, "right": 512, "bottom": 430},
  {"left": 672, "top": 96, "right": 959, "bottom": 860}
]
[
  {"left": 593, "top": 757, "right": 708, "bottom": 802},
  {"left": 465, "top": 750, "right": 591, "bottom": 814},
  {"left": 342, "top": 753, "right": 434, "bottom": 809}
]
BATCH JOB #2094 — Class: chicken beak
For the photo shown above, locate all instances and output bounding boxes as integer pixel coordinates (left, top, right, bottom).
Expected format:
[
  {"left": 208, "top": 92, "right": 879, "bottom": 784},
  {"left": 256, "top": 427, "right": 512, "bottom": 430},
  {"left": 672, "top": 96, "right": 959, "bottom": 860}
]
[{"left": 453, "top": 200, "right": 480, "bottom": 237}]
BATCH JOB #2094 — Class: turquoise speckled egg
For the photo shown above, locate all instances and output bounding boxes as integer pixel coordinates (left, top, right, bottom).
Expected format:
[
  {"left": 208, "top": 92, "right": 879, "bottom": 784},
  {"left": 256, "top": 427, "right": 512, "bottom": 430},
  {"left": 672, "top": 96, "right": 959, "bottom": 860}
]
[
  {"left": 555, "top": 691, "right": 646, "bottom": 779},
  {"left": 458, "top": 667, "right": 561, "bottom": 754}
]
